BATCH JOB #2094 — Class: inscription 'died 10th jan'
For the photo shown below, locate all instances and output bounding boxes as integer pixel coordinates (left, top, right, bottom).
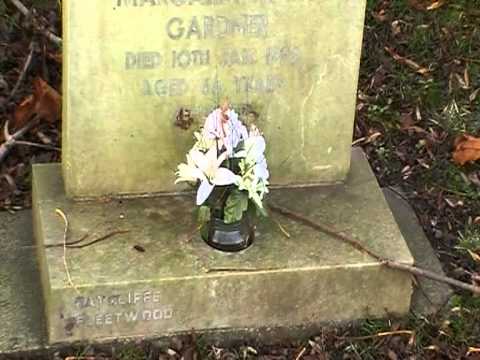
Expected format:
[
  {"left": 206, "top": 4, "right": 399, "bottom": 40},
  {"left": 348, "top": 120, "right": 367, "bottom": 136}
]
[
  {"left": 113, "top": 0, "right": 306, "bottom": 98},
  {"left": 67, "top": 290, "right": 174, "bottom": 328}
]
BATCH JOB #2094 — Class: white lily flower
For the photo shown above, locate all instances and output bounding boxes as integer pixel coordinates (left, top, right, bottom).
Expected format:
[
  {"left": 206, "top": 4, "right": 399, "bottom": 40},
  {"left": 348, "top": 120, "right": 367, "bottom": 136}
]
[
  {"left": 175, "top": 152, "right": 203, "bottom": 183},
  {"left": 176, "top": 146, "right": 239, "bottom": 205},
  {"left": 235, "top": 134, "right": 269, "bottom": 181},
  {"left": 254, "top": 157, "right": 269, "bottom": 181},
  {"left": 192, "top": 131, "right": 216, "bottom": 152}
]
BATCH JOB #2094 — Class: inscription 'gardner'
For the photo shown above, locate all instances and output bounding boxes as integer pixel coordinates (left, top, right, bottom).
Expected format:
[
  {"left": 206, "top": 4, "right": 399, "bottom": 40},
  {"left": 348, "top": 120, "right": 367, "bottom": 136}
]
[{"left": 166, "top": 15, "right": 268, "bottom": 40}]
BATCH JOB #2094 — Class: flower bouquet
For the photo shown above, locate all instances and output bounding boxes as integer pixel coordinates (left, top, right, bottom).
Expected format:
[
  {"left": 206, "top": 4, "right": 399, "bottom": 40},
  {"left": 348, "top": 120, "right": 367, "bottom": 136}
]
[{"left": 175, "top": 104, "right": 269, "bottom": 252}]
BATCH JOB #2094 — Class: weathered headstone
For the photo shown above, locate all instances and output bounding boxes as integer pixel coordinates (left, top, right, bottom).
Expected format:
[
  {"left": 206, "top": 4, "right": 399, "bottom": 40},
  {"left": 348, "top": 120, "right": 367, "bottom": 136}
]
[
  {"left": 31, "top": 0, "right": 415, "bottom": 345},
  {"left": 63, "top": 0, "right": 367, "bottom": 198}
]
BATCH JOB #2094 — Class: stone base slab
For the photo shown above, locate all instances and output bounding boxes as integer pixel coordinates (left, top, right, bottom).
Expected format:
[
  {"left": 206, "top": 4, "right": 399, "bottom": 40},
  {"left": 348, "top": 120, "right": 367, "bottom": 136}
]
[{"left": 32, "top": 148, "right": 414, "bottom": 344}]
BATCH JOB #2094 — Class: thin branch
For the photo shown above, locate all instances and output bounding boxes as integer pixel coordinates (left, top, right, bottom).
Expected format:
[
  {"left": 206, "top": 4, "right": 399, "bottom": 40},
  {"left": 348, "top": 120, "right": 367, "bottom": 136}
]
[
  {"left": 46, "top": 230, "right": 130, "bottom": 249},
  {"left": 268, "top": 202, "right": 382, "bottom": 261},
  {"left": 294, "top": 347, "right": 307, "bottom": 360},
  {"left": 338, "top": 330, "right": 415, "bottom": 341},
  {"left": 55, "top": 208, "right": 80, "bottom": 294},
  {"left": 268, "top": 202, "right": 480, "bottom": 295},
  {"left": 15, "top": 140, "right": 60, "bottom": 151},
  {"left": 0, "top": 118, "right": 38, "bottom": 163},
  {"left": 0, "top": 41, "right": 35, "bottom": 108},
  {"left": 8, "top": 0, "right": 62, "bottom": 46},
  {"left": 382, "top": 260, "right": 480, "bottom": 295},
  {"left": 459, "top": 57, "right": 480, "bottom": 64},
  {"left": 65, "top": 230, "right": 130, "bottom": 249},
  {"left": 270, "top": 215, "right": 291, "bottom": 238},
  {"left": 181, "top": 224, "right": 201, "bottom": 243},
  {"left": 205, "top": 267, "right": 282, "bottom": 273}
]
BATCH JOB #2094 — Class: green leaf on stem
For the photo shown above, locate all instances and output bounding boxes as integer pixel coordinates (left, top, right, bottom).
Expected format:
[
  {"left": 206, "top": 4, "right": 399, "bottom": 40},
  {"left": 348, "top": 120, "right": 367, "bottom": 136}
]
[
  {"left": 224, "top": 190, "right": 249, "bottom": 224},
  {"left": 197, "top": 205, "right": 211, "bottom": 224}
]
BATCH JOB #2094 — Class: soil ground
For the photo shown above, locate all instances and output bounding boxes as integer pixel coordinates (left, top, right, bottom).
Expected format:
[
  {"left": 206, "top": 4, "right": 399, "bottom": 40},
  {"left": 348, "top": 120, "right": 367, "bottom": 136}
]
[{"left": 0, "top": 0, "right": 479, "bottom": 358}]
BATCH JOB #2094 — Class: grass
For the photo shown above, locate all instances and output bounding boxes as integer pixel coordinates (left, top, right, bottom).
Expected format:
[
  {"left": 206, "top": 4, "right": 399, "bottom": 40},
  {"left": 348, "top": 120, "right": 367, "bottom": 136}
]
[
  {"left": 359, "top": 0, "right": 480, "bottom": 225},
  {"left": 116, "top": 345, "right": 146, "bottom": 360},
  {"left": 356, "top": 1, "right": 480, "bottom": 355}
]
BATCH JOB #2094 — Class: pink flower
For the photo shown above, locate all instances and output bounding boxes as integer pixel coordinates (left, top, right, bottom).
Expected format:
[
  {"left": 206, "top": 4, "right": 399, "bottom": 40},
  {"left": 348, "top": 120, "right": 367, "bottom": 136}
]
[{"left": 202, "top": 108, "right": 248, "bottom": 156}]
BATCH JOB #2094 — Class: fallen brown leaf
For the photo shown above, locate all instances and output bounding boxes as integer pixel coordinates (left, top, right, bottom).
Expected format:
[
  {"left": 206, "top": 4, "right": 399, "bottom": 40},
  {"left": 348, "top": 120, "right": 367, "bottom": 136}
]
[
  {"left": 467, "top": 250, "right": 480, "bottom": 263},
  {"left": 47, "top": 52, "right": 62, "bottom": 63},
  {"left": 400, "top": 112, "right": 415, "bottom": 129},
  {"left": 427, "top": 0, "right": 447, "bottom": 10},
  {"left": 470, "top": 88, "right": 480, "bottom": 102},
  {"left": 408, "top": 0, "right": 447, "bottom": 11},
  {"left": 13, "top": 77, "right": 61, "bottom": 129},
  {"left": 388, "top": 349, "right": 399, "bottom": 360},
  {"left": 453, "top": 134, "right": 480, "bottom": 165},
  {"left": 385, "top": 47, "right": 430, "bottom": 75}
]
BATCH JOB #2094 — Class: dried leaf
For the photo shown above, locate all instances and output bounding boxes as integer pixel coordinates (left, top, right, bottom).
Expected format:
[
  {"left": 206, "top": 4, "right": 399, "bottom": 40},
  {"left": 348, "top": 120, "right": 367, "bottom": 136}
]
[
  {"left": 400, "top": 112, "right": 415, "bottom": 129},
  {"left": 385, "top": 47, "right": 430, "bottom": 75},
  {"left": 13, "top": 77, "right": 61, "bottom": 129},
  {"left": 408, "top": 0, "right": 428, "bottom": 10},
  {"left": 13, "top": 95, "right": 36, "bottom": 129},
  {"left": 427, "top": 0, "right": 446, "bottom": 10},
  {"left": 416, "top": 105, "right": 422, "bottom": 121},
  {"left": 467, "top": 250, "right": 480, "bottom": 263},
  {"left": 467, "top": 347, "right": 480, "bottom": 356},
  {"left": 47, "top": 52, "right": 62, "bottom": 63},
  {"left": 388, "top": 349, "right": 399, "bottom": 360},
  {"left": 464, "top": 67, "right": 470, "bottom": 89},
  {"left": 470, "top": 88, "right": 480, "bottom": 102},
  {"left": 391, "top": 20, "right": 402, "bottom": 36},
  {"left": 408, "top": 0, "right": 446, "bottom": 11},
  {"left": 372, "top": 9, "right": 388, "bottom": 22},
  {"left": 453, "top": 134, "right": 480, "bottom": 165}
]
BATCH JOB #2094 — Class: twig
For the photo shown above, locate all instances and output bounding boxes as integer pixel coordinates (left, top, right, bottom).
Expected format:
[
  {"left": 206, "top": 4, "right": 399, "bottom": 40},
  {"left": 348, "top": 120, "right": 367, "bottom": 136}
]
[
  {"left": 0, "top": 118, "right": 38, "bottom": 163},
  {"left": 0, "top": 41, "right": 35, "bottom": 108},
  {"left": 46, "top": 230, "right": 130, "bottom": 249},
  {"left": 338, "top": 330, "right": 414, "bottom": 341},
  {"left": 294, "top": 347, "right": 307, "bottom": 360},
  {"left": 66, "top": 230, "right": 130, "bottom": 249},
  {"left": 8, "top": 0, "right": 62, "bottom": 46},
  {"left": 385, "top": 46, "right": 430, "bottom": 75},
  {"left": 382, "top": 260, "right": 480, "bottom": 295},
  {"left": 205, "top": 267, "right": 281, "bottom": 273},
  {"left": 268, "top": 202, "right": 480, "bottom": 295},
  {"left": 268, "top": 202, "right": 382, "bottom": 261},
  {"left": 270, "top": 215, "right": 291, "bottom": 238},
  {"left": 180, "top": 224, "right": 202, "bottom": 243},
  {"left": 459, "top": 57, "right": 480, "bottom": 64},
  {"left": 55, "top": 208, "right": 79, "bottom": 294},
  {"left": 15, "top": 140, "right": 60, "bottom": 151}
]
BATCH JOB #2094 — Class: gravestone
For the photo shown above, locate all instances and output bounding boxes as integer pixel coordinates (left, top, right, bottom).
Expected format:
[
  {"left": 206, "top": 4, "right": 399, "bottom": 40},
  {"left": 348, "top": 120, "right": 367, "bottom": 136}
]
[
  {"left": 63, "top": 0, "right": 367, "bottom": 198},
  {"left": 32, "top": 0, "right": 415, "bottom": 345}
]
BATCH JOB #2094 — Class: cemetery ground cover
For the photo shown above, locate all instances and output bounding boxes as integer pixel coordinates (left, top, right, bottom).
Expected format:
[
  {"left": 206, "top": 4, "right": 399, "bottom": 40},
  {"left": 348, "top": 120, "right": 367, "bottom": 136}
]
[{"left": 0, "top": 0, "right": 479, "bottom": 358}]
